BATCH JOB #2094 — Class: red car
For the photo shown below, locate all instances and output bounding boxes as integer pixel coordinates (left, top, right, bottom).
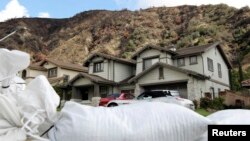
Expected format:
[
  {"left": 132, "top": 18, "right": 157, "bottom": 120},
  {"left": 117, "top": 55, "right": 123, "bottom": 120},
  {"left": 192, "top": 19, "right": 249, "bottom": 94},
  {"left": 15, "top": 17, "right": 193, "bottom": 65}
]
[{"left": 99, "top": 93, "right": 135, "bottom": 106}]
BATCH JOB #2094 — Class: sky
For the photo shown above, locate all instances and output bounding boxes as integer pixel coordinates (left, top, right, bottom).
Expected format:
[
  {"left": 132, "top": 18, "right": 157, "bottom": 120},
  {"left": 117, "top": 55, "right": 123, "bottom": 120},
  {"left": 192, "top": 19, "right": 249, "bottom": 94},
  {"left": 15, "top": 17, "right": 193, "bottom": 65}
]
[{"left": 0, "top": 0, "right": 250, "bottom": 22}]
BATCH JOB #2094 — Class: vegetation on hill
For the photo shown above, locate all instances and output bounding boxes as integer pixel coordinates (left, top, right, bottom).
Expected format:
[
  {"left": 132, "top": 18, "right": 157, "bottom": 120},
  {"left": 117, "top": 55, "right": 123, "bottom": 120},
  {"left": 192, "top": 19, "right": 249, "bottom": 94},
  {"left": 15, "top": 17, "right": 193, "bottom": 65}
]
[{"left": 0, "top": 4, "right": 250, "bottom": 89}]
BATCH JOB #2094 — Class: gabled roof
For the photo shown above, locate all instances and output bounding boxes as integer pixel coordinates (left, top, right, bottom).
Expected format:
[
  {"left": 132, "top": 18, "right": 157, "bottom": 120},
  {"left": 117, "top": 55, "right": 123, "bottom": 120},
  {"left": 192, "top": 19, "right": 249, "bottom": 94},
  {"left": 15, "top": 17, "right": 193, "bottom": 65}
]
[
  {"left": 39, "top": 58, "right": 88, "bottom": 72},
  {"left": 128, "top": 62, "right": 209, "bottom": 83},
  {"left": 83, "top": 52, "right": 136, "bottom": 67},
  {"left": 131, "top": 45, "right": 177, "bottom": 59},
  {"left": 29, "top": 64, "right": 47, "bottom": 71},
  {"left": 242, "top": 79, "right": 250, "bottom": 87},
  {"left": 175, "top": 42, "right": 232, "bottom": 69},
  {"left": 68, "top": 72, "right": 116, "bottom": 85}
]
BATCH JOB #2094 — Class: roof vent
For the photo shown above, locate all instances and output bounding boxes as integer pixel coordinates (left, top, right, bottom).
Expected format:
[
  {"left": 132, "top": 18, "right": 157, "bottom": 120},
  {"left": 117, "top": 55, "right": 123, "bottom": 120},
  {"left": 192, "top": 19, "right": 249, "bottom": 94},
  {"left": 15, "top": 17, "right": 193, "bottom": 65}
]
[{"left": 169, "top": 45, "right": 176, "bottom": 52}]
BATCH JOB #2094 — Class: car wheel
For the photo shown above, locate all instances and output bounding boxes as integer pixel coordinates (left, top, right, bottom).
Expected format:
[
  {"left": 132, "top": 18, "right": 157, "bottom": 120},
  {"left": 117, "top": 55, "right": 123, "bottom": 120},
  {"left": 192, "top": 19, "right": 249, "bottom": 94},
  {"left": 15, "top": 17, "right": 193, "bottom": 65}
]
[{"left": 108, "top": 103, "right": 118, "bottom": 107}]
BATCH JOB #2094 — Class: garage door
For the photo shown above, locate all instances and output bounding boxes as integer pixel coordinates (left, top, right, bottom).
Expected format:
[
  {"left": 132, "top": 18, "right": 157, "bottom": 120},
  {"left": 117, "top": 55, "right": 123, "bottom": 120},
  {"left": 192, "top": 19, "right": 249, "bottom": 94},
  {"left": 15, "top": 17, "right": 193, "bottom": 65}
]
[{"left": 143, "top": 82, "right": 188, "bottom": 98}]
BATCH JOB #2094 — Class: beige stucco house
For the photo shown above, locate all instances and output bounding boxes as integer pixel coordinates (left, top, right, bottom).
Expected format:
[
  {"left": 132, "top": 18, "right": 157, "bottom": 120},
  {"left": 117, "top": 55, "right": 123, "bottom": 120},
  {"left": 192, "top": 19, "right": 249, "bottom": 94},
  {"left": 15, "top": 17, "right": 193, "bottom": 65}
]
[
  {"left": 69, "top": 42, "right": 232, "bottom": 102},
  {"left": 21, "top": 58, "right": 87, "bottom": 86}
]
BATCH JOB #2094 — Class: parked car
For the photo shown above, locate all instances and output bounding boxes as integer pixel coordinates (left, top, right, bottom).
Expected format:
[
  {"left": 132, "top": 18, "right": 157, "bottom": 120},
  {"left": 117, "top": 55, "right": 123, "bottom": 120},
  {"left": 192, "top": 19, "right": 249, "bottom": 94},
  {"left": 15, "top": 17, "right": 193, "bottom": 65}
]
[
  {"left": 99, "top": 93, "right": 135, "bottom": 106},
  {"left": 106, "top": 90, "right": 195, "bottom": 110}
]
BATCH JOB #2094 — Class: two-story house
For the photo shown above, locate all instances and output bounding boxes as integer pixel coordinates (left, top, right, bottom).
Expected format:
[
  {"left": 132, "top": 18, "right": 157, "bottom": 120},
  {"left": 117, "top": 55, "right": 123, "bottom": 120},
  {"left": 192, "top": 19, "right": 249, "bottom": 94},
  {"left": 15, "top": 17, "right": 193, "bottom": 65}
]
[
  {"left": 68, "top": 53, "right": 136, "bottom": 103},
  {"left": 69, "top": 42, "right": 232, "bottom": 102},
  {"left": 129, "top": 42, "right": 232, "bottom": 100},
  {"left": 21, "top": 58, "right": 87, "bottom": 86}
]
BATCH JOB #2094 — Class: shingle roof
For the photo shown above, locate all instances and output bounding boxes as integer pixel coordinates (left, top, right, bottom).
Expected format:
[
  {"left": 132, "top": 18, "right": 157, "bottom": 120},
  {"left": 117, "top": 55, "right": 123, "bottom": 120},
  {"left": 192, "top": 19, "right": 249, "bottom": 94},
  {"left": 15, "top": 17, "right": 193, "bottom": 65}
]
[
  {"left": 242, "top": 79, "right": 250, "bottom": 87},
  {"left": 175, "top": 42, "right": 232, "bottom": 69},
  {"left": 131, "top": 44, "right": 177, "bottom": 59},
  {"left": 128, "top": 62, "right": 209, "bottom": 83},
  {"left": 29, "top": 64, "right": 47, "bottom": 71},
  {"left": 69, "top": 72, "right": 116, "bottom": 85},
  {"left": 48, "top": 76, "right": 65, "bottom": 84},
  {"left": 40, "top": 58, "right": 88, "bottom": 72},
  {"left": 83, "top": 52, "right": 136, "bottom": 67}
]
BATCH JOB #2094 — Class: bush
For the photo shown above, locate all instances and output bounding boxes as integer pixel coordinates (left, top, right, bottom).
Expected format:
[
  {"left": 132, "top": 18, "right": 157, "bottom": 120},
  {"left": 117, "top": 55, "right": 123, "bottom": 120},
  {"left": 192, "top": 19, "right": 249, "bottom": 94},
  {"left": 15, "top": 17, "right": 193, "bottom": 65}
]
[
  {"left": 200, "top": 97, "right": 224, "bottom": 110},
  {"left": 193, "top": 99, "right": 198, "bottom": 109},
  {"left": 200, "top": 97, "right": 212, "bottom": 109}
]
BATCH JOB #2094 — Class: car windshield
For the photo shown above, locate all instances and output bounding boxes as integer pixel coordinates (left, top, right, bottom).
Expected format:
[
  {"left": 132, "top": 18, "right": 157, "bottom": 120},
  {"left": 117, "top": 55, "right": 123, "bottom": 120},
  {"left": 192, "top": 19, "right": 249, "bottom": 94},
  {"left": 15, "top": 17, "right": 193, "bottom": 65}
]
[{"left": 107, "top": 93, "right": 120, "bottom": 98}]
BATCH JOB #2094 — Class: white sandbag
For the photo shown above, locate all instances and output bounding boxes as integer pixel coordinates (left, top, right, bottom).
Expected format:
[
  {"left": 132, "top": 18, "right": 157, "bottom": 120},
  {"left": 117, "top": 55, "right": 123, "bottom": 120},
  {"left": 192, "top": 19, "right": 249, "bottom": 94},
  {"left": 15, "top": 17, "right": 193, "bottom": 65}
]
[
  {"left": 195, "top": 109, "right": 250, "bottom": 141},
  {"left": 49, "top": 102, "right": 212, "bottom": 141},
  {"left": 0, "top": 75, "right": 60, "bottom": 141},
  {"left": 18, "top": 75, "right": 60, "bottom": 122},
  {"left": 0, "top": 49, "right": 30, "bottom": 81}
]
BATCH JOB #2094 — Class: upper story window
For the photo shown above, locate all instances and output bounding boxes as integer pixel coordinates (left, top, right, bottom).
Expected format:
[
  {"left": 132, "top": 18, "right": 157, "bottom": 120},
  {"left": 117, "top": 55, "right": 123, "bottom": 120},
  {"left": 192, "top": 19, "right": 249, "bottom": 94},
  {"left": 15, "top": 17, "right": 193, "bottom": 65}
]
[
  {"left": 48, "top": 67, "right": 57, "bottom": 78},
  {"left": 177, "top": 58, "right": 185, "bottom": 66},
  {"left": 159, "top": 67, "right": 164, "bottom": 80},
  {"left": 218, "top": 63, "right": 222, "bottom": 78},
  {"left": 207, "top": 58, "right": 214, "bottom": 72},
  {"left": 93, "top": 61, "right": 104, "bottom": 73},
  {"left": 143, "top": 56, "right": 159, "bottom": 70},
  {"left": 189, "top": 56, "right": 197, "bottom": 65}
]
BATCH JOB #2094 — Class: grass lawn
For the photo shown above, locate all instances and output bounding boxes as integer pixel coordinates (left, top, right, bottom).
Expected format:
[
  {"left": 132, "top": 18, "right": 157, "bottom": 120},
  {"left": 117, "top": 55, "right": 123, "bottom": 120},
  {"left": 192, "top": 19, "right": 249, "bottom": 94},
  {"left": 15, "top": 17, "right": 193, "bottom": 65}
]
[{"left": 195, "top": 108, "right": 212, "bottom": 116}]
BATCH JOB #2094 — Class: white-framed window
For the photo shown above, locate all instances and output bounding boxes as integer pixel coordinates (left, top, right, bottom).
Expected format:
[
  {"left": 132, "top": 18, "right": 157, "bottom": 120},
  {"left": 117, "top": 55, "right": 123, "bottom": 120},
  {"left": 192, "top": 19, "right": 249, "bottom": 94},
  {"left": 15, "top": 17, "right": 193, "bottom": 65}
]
[
  {"left": 48, "top": 67, "right": 57, "bottom": 78},
  {"left": 207, "top": 58, "right": 214, "bottom": 72},
  {"left": 93, "top": 61, "right": 104, "bottom": 73},
  {"left": 218, "top": 63, "right": 222, "bottom": 78},
  {"left": 177, "top": 58, "right": 185, "bottom": 66},
  {"left": 143, "top": 56, "right": 159, "bottom": 70},
  {"left": 189, "top": 56, "right": 197, "bottom": 65}
]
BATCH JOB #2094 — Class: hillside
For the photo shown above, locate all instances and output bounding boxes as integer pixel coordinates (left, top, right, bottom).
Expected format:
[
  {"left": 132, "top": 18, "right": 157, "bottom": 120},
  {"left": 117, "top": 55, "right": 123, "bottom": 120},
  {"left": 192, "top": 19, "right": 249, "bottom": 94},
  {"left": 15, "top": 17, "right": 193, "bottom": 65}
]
[{"left": 0, "top": 4, "right": 250, "bottom": 68}]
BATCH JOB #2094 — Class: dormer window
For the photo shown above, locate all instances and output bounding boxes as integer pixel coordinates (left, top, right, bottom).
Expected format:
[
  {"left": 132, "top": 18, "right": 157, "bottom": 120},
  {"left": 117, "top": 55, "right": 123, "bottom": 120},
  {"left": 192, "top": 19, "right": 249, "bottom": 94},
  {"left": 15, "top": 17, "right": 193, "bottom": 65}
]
[
  {"left": 48, "top": 67, "right": 57, "bottom": 78},
  {"left": 94, "top": 61, "right": 104, "bottom": 73},
  {"left": 143, "top": 56, "right": 159, "bottom": 70},
  {"left": 177, "top": 58, "right": 185, "bottom": 66}
]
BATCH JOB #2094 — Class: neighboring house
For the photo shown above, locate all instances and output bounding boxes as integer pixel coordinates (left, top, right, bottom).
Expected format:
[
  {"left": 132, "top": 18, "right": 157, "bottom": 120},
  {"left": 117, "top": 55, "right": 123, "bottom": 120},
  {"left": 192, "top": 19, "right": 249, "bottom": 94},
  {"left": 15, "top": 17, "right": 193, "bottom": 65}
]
[
  {"left": 21, "top": 58, "right": 87, "bottom": 86},
  {"left": 69, "top": 42, "right": 232, "bottom": 102},
  {"left": 68, "top": 53, "right": 136, "bottom": 103}
]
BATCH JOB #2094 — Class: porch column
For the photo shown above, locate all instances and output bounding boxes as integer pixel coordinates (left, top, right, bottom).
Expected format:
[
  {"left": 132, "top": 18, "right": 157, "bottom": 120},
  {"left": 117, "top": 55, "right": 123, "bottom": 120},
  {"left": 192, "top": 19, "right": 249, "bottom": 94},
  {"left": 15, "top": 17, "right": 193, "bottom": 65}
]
[{"left": 94, "top": 83, "right": 100, "bottom": 97}]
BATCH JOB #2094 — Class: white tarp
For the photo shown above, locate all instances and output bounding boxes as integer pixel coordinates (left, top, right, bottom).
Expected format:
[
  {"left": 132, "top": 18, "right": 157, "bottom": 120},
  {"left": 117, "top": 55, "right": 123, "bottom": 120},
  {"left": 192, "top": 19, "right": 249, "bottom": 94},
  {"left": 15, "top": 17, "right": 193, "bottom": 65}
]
[
  {"left": 49, "top": 102, "right": 212, "bottom": 141},
  {"left": 0, "top": 75, "right": 60, "bottom": 141},
  {"left": 195, "top": 109, "right": 250, "bottom": 141},
  {"left": 0, "top": 49, "right": 30, "bottom": 82}
]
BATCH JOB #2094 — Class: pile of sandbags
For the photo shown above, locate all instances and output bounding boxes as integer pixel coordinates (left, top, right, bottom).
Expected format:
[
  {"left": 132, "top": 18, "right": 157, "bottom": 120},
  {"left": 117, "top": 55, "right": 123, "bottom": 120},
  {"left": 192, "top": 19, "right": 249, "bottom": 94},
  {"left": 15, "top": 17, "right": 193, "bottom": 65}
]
[
  {"left": 48, "top": 102, "right": 212, "bottom": 141},
  {"left": 0, "top": 49, "right": 60, "bottom": 141}
]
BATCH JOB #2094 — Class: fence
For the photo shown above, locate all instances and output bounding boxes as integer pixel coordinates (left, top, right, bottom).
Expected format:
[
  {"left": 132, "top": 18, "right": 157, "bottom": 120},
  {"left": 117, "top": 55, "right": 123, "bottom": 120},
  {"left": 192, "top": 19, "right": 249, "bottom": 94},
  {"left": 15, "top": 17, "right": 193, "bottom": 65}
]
[{"left": 219, "top": 90, "right": 250, "bottom": 107}]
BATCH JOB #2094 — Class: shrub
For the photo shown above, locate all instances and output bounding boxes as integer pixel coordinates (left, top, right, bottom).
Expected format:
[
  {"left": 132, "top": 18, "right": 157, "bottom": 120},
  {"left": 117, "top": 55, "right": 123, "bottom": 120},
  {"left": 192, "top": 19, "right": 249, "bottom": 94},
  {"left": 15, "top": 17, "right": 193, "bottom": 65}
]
[
  {"left": 200, "top": 97, "right": 224, "bottom": 110},
  {"left": 193, "top": 99, "right": 198, "bottom": 109},
  {"left": 200, "top": 97, "right": 212, "bottom": 109}
]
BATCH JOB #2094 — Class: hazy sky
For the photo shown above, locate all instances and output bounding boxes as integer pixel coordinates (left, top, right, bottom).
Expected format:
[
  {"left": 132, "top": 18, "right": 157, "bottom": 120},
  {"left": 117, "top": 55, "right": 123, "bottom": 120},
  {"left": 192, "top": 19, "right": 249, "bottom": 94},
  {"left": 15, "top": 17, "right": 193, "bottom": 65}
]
[{"left": 0, "top": 0, "right": 250, "bottom": 22}]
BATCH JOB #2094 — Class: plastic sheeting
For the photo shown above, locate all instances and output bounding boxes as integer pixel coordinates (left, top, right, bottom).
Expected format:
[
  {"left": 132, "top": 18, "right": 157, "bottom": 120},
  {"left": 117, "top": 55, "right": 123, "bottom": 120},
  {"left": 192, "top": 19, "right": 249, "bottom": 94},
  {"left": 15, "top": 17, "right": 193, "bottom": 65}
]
[
  {"left": 0, "top": 75, "right": 60, "bottom": 141},
  {"left": 0, "top": 49, "right": 30, "bottom": 82},
  {"left": 49, "top": 102, "right": 212, "bottom": 141},
  {"left": 195, "top": 109, "right": 250, "bottom": 141}
]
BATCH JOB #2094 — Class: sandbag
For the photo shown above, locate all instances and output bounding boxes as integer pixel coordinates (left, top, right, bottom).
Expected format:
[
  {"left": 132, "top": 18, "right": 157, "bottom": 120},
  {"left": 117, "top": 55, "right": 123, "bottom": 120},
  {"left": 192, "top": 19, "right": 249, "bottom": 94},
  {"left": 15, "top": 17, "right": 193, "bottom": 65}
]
[
  {"left": 0, "top": 75, "right": 60, "bottom": 141},
  {"left": 195, "top": 109, "right": 250, "bottom": 141},
  {"left": 0, "top": 49, "right": 30, "bottom": 81},
  {"left": 49, "top": 102, "right": 212, "bottom": 141}
]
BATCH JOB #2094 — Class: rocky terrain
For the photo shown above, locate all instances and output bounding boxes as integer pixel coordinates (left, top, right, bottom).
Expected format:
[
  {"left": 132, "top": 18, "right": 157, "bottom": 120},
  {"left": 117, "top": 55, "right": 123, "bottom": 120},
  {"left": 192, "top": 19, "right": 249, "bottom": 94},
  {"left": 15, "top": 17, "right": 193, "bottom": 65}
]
[{"left": 0, "top": 4, "right": 250, "bottom": 69}]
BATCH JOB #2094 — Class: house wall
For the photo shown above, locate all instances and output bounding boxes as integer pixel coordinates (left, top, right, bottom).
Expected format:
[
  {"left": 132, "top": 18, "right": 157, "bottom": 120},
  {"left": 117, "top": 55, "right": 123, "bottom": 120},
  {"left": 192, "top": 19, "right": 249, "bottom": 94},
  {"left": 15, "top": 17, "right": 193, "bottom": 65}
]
[
  {"left": 204, "top": 80, "right": 230, "bottom": 98},
  {"left": 24, "top": 69, "right": 47, "bottom": 83},
  {"left": 114, "top": 62, "right": 134, "bottom": 82},
  {"left": 135, "top": 49, "right": 173, "bottom": 75},
  {"left": 88, "top": 57, "right": 134, "bottom": 82},
  {"left": 43, "top": 62, "right": 57, "bottom": 69},
  {"left": 72, "top": 78, "right": 93, "bottom": 86},
  {"left": 173, "top": 55, "right": 204, "bottom": 74},
  {"left": 88, "top": 57, "right": 109, "bottom": 79},
  {"left": 57, "top": 67, "right": 80, "bottom": 80},
  {"left": 137, "top": 67, "right": 189, "bottom": 85},
  {"left": 203, "top": 47, "right": 230, "bottom": 86}
]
